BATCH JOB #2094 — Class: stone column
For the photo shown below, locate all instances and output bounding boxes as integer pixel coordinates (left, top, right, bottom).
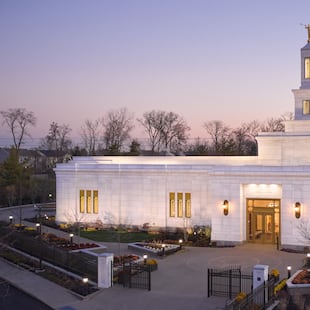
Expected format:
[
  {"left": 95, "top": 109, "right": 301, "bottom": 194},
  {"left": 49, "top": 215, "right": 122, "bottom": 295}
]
[
  {"left": 253, "top": 264, "right": 269, "bottom": 304},
  {"left": 98, "top": 253, "right": 114, "bottom": 288}
]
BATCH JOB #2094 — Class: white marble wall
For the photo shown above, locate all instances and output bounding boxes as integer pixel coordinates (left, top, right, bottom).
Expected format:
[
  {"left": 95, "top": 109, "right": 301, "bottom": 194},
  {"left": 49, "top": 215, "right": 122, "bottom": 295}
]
[{"left": 55, "top": 157, "right": 310, "bottom": 248}]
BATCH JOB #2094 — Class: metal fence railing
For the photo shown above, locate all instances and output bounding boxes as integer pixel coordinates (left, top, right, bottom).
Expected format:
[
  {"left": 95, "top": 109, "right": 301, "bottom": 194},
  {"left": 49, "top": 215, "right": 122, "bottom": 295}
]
[
  {"left": 207, "top": 265, "right": 253, "bottom": 299},
  {"left": 120, "top": 261, "right": 152, "bottom": 291},
  {"left": 225, "top": 276, "right": 276, "bottom": 310},
  {"left": 1, "top": 228, "right": 97, "bottom": 283}
]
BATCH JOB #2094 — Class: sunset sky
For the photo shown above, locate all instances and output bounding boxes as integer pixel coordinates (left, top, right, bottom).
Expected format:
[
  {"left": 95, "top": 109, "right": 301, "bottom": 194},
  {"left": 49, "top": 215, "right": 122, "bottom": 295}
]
[{"left": 1, "top": 0, "right": 310, "bottom": 147}]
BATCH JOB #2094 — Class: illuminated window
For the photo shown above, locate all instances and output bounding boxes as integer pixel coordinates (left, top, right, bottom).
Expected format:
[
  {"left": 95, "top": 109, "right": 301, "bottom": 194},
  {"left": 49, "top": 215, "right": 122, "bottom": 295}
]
[
  {"left": 185, "top": 193, "right": 191, "bottom": 218},
  {"left": 303, "top": 100, "right": 310, "bottom": 115},
  {"left": 169, "top": 192, "right": 175, "bottom": 217},
  {"left": 305, "top": 58, "right": 310, "bottom": 79},
  {"left": 177, "top": 193, "right": 183, "bottom": 217},
  {"left": 169, "top": 192, "right": 192, "bottom": 218},
  {"left": 80, "top": 189, "right": 99, "bottom": 214},
  {"left": 86, "top": 190, "right": 92, "bottom": 213},
  {"left": 80, "top": 190, "right": 85, "bottom": 213},
  {"left": 93, "top": 190, "right": 98, "bottom": 214}
]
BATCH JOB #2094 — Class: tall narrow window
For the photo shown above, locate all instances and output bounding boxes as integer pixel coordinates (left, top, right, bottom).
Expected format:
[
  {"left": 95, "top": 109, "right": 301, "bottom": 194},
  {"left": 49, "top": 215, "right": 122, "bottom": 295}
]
[
  {"left": 305, "top": 58, "right": 310, "bottom": 79},
  {"left": 169, "top": 192, "right": 175, "bottom": 217},
  {"left": 185, "top": 193, "right": 191, "bottom": 218},
  {"left": 79, "top": 190, "right": 85, "bottom": 213},
  {"left": 86, "top": 190, "right": 92, "bottom": 213},
  {"left": 177, "top": 193, "right": 183, "bottom": 217},
  {"left": 93, "top": 190, "right": 98, "bottom": 214},
  {"left": 303, "top": 100, "right": 310, "bottom": 115}
]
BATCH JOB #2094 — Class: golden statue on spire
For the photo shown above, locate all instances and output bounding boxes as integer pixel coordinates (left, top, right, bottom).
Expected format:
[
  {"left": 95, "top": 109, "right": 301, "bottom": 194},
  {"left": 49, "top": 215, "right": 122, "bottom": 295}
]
[{"left": 305, "top": 24, "right": 310, "bottom": 43}]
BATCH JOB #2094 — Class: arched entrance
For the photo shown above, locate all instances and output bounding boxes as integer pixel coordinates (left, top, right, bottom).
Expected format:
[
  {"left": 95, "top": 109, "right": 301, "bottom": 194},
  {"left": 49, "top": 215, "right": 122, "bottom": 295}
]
[{"left": 246, "top": 199, "right": 280, "bottom": 244}]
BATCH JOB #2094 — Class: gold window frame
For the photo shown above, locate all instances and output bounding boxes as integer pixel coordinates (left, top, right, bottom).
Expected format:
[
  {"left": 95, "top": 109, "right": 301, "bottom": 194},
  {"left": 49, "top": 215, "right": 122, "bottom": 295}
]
[{"left": 169, "top": 192, "right": 175, "bottom": 217}]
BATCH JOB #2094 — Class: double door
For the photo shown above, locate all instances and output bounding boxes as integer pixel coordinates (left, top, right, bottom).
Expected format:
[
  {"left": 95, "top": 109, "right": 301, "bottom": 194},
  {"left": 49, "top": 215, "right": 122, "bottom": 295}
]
[
  {"left": 252, "top": 211, "right": 274, "bottom": 243},
  {"left": 247, "top": 199, "right": 280, "bottom": 244}
]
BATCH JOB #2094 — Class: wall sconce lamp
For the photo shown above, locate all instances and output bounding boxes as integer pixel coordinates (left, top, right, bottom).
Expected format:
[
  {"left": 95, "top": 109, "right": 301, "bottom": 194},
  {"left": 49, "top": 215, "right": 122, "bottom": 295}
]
[
  {"left": 223, "top": 200, "right": 229, "bottom": 216},
  {"left": 294, "top": 202, "right": 301, "bottom": 219}
]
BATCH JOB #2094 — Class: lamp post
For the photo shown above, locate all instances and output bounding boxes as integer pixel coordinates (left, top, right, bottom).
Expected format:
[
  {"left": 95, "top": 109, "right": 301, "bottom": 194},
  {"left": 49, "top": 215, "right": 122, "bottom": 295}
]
[
  {"left": 162, "top": 244, "right": 166, "bottom": 257},
  {"left": 287, "top": 265, "right": 292, "bottom": 278},
  {"left": 36, "top": 223, "right": 42, "bottom": 269},
  {"left": 179, "top": 239, "right": 183, "bottom": 250},
  {"left": 69, "top": 233, "right": 74, "bottom": 246},
  {"left": 143, "top": 254, "right": 148, "bottom": 265},
  {"left": 9, "top": 215, "right": 13, "bottom": 225}
]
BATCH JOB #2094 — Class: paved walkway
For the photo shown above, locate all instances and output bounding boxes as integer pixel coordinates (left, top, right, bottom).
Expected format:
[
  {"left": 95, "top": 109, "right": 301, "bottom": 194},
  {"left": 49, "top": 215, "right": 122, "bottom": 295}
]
[{"left": 0, "top": 223, "right": 307, "bottom": 310}]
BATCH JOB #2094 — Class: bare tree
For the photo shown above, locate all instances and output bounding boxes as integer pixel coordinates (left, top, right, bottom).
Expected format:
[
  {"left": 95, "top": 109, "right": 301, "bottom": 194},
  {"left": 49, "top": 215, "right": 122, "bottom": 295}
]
[
  {"left": 102, "top": 108, "right": 134, "bottom": 153},
  {"left": 232, "top": 121, "right": 260, "bottom": 155},
  {"left": 261, "top": 113, "right": 294, "bottom": 132},
  {"left": 138, "top": 110, "right": 190, "bottom": 152},
  {"left": 41, "top": 122, "right": 72, "bottom": 152},
  {"left": 232, "top": 124, "right": 251, "bottom": 155},
  {"left": 203, "top": 120, "right": 231, "bottom": 154},
  {"left": 296, "top": 220, "right": 310, "bottom": 242},
  {"left": 0, "top": 108, "right": 36, "bottom": 152},
  {"left": 160, "top": 112, "right": 190, "bottom": 152},
  {"left": 138, "top": 110, "right": 164, "bottom": 152},
  {"left": 246, "top": 120, "right": 261, "bottom": 140},
  {"left": 186, "top": 137, "right": 209, "bottom": 155},
  {"left": 80, "top": 119, "right": 101, "bottom": 155},
  {"left": 261, "top": 117, "right": 285, "bottom": 132}
]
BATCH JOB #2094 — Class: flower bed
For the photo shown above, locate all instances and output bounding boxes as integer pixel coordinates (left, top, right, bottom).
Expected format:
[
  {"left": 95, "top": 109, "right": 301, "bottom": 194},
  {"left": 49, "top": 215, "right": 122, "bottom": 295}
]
[
  {"left": 292, "top": 269, "right": 310, "bottom": 284},
  {"left": 128, "top": 241, "right": 180, "bottom": 256},
  {"left": 41, "top": 233, "right": 99, "bottom": 250},
  {"left": 287, "top": 269, "right": 310, "bottom": 295},
  {"left": 112, "top": 254, "right": 158, "bottom": 284},
  {"left": 0, "top": 247, "right": 98, "bottom": 296}
]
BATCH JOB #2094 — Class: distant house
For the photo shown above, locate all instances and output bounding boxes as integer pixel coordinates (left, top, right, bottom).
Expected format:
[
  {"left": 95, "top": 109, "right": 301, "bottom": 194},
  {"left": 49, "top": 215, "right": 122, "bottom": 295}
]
[
  {"left": 0, "top": 148, "right": 71, "bottom": 173},
  {"left": 36, "top": 150, "right": 72, "bottom": 172}
]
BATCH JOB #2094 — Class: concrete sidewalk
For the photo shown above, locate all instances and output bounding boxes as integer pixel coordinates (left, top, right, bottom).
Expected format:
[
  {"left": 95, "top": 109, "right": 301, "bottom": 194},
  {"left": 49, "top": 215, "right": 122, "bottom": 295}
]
[
  {"left": 0, "top": 259, "right": 81, "bottom": 309},
  {"left": 0, "top": 236, "right": 307, "bottom": 310}
]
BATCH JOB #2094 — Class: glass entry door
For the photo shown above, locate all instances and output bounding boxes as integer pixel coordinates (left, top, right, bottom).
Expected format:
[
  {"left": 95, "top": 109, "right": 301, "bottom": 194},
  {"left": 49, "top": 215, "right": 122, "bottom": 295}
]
[
  {"left": 247, "top": 199, "right": 280, "bottom": 244},
  {"left": 252, "top": 212, "right": 274, "bottom": 243}
]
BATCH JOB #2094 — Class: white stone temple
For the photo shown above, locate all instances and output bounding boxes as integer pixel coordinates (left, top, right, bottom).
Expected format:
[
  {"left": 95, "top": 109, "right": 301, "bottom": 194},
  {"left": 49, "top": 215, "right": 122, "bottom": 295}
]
[{"left": 55, "top": 28, "right": 310, "bottom": 250}]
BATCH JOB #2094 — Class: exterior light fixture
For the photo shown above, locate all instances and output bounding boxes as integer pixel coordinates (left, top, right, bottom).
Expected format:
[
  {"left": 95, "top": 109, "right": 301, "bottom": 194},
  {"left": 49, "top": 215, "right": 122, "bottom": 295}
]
[
  {"left": 223, "top": 200, "right": 229, "bottom": 216},
  {"left": 179, "top": 239, "right": 183, "bottom": 249},
  {"left": 69, "top": 233, "right": 74, "bottom": 245},
  {"left": 162, "top": 244, "right": 166, "bottom": 256},
  {"left": 287, "top": 265, "right": 292, "bottom": 278},
  {"left": 294, "top": 202, "right": 301, "bottom": 219},
  {"left": 9, "top": 215, "right": 13, "bottom": 224},
  {"left": 143, "top": 254, "right": 148, "bottom": 264},
  {"left": 83, "top": 277, "right": 88, "bottom": 284}
]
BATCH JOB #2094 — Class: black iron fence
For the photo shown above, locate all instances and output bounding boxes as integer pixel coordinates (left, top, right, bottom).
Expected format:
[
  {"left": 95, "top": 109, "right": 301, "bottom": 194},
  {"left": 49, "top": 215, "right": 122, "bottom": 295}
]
[
  {"left": 120, "top": 260, "right": 152, "bottom": 291},
  {"left": 225, "top": 276, "right": 277, "bottom": 310},
  {"left": 207, "top": 265, "right": 253, "bottom": 299},
  {"left": 1, "top": 228, "right": 97, "bottom": 282}
]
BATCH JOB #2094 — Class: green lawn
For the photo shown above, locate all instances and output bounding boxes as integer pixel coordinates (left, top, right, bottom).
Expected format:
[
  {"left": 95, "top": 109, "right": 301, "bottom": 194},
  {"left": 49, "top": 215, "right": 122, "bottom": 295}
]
[{"left": 80, "top": 229, "right": 157, "bottom": 243}]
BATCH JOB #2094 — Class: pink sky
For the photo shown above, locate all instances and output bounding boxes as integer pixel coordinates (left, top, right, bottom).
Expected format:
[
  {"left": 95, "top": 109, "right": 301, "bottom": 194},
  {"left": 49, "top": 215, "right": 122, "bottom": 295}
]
[{"left": 1, "top": 0, "right": 310, "bottom": 147}]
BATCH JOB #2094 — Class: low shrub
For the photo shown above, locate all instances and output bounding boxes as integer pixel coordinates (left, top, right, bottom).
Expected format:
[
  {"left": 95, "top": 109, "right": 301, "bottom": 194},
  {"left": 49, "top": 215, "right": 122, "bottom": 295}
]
[
  {"left": 274, "top": 279, "right": 287, "bottom": 294},
  {"left": 235, "top": 291, "right": 247, "bottom": 302}
]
